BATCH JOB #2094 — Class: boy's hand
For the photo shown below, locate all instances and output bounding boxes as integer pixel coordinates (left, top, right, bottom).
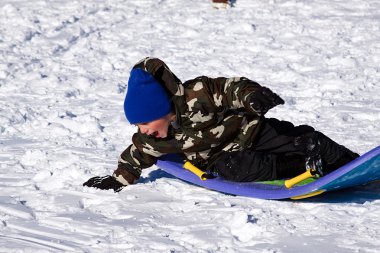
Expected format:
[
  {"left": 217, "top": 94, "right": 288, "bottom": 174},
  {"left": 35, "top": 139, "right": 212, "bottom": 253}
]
[
  {"left": 249, "top": 88, "right": 284, "bottom": 116},
  {"left": 83, "top": 175, "right": 124, "bottom": 192},
  {"left": 294, "top": 133, "right": 320, "bottom": 157}
]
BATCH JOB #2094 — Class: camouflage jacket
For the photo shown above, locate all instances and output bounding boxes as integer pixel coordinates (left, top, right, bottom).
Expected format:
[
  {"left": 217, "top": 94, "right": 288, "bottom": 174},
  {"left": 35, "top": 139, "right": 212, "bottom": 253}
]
[{"left": 113, "top": 57, "right": 281, "bottom": 185}]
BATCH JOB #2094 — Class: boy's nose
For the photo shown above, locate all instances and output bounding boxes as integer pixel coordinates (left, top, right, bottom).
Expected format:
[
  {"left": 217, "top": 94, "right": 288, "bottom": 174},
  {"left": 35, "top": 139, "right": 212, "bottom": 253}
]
[{"left": 139, "top": 126, "right": 148, "bottom": 134}]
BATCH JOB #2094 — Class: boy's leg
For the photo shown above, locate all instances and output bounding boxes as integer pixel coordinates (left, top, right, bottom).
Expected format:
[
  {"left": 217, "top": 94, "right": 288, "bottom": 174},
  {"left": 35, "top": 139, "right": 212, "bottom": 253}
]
[
  {"left": 254, "top": 118, "right": 359, "bottom": 178},
  {"left": 214, "top": 118, "right": 309, "bottom": 182},
  {"left": 214, "top": 150, "right": 278, "bottom": 182},
  {"left": 250, "top": 118, "right": 315, "bottom": 154},
  {"left": 214, "top": 150, "right": 307, "bottom": 182},
  {"left": 214, "top": 118, "right": 359, "bottom": 182},
  {"left": 293, "top": 131, "right": 359, "bottom": 174}
]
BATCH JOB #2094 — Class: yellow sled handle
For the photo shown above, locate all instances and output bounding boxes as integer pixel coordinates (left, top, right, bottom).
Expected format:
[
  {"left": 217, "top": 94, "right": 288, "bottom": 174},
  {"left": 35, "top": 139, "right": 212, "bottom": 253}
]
[
  {"left": 183, "top": 161, "right": 208, "bottom": 181},
  {"left": 285, "top": 169, "right": 313, "bottom": 189}
]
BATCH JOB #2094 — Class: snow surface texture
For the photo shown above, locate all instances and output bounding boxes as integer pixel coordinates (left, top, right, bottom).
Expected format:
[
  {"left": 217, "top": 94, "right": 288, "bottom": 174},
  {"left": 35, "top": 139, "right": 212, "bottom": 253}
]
[{"left": 0, "top": 0, "right": 379, "bottom": 252}]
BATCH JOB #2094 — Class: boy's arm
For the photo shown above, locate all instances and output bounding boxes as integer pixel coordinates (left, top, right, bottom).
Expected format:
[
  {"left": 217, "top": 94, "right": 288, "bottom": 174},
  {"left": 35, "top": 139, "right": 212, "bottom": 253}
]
[
  {"left": 82, "top": 143, "right": 157, "bottom": 192},
  {"left": 113, "top": 142, "right": 158, "bottom": 185},
  {"left": 83, "top": 132, "right": 178, "bottom": 191},
  {"left": 208, "top": 77, "right": 284, "bottom": 116}
]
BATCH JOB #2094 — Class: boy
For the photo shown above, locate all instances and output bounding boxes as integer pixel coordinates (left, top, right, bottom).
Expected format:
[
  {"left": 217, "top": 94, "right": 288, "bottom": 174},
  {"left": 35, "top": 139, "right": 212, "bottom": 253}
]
[{"left": 83, "top": 57, "right": 359, "bottom": 192}]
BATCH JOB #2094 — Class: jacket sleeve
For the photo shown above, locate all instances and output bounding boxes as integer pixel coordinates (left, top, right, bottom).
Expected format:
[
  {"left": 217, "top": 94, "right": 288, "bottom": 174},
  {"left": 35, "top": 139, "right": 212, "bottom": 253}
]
[
  {"left": 112, "top": 132, "right": 160, "bottom": 185},
  {"left": 207, "top": 76, "right": 283, "bottom": 116},
  {"left": 113, "top": 131, "right": 186, "bottom": 185}
]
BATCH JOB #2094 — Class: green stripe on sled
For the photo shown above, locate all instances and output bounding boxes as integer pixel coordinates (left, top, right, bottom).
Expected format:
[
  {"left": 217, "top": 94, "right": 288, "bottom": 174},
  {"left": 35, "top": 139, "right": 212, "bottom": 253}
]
[{"left": 259, "top": 178, "right": 316, "bottom": 186}]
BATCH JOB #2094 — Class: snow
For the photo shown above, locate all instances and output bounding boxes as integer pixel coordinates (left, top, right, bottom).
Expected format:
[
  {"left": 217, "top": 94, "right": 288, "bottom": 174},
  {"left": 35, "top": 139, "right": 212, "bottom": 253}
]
[{"left": 0, "top": 0, "right": 379, "bottom": 252}]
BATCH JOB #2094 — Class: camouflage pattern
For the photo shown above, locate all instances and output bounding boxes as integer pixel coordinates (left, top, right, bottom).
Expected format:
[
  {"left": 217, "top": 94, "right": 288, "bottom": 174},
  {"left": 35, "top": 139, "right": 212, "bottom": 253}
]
[{"left": 113, "top": 57, "right": 280, "bottom": 184}]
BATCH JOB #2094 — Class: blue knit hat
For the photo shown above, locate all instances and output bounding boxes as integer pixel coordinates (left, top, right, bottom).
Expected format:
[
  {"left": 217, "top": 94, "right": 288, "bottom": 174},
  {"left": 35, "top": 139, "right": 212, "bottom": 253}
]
[{"left": 124, "top": 68, "right": 172, "bottom": 124}]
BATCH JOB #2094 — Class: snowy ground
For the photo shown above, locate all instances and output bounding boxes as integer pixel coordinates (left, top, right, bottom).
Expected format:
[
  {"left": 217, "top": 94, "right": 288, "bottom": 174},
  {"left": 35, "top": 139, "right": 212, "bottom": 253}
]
[{"left": 0, "top": 0, "right": 379, "bottom": 252}]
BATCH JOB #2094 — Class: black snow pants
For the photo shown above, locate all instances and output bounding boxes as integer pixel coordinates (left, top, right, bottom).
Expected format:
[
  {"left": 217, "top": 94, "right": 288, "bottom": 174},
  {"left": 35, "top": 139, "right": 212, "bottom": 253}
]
[{"left": 213, "top": 118, "right": 359, "bottom": 182}]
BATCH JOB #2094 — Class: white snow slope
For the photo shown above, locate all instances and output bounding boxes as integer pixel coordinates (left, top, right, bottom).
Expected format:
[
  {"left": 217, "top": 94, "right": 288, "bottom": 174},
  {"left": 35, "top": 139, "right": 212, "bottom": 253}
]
[{"left": 0, "top": 0, "right": 379, "bottom": 252}]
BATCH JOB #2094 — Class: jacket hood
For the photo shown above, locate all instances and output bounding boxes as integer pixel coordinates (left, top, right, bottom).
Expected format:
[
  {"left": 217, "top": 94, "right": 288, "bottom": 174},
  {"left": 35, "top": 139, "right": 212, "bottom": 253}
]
[{"left": 131, "top": 57, "right": 184, "bottom": 97}]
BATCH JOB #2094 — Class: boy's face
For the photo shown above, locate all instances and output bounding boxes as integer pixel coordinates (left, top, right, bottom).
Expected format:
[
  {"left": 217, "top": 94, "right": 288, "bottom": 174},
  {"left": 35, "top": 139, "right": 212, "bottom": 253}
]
[{"left": 137, "top": 116, "right": 171, "bottom": 138}]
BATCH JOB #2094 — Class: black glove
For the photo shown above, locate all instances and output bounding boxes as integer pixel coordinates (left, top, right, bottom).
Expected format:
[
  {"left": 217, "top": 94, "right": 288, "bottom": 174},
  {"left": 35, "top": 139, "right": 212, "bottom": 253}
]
[
  {"left": 83, "top": 175, "right": 124, "bottom": 192},
  {"left": 249, "top": 87, "right": 284, "bottom": 116}
]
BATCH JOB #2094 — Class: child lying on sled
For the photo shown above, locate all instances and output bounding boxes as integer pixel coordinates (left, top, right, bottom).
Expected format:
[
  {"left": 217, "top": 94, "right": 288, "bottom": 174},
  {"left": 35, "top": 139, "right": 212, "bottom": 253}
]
[{"left": 83, "top": 57, "right": 359, "bottom": 192}]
